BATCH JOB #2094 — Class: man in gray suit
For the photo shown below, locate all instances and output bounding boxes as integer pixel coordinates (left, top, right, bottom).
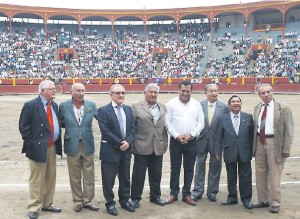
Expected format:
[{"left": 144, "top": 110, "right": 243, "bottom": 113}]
[
  {"left": 192, "top": 84, "right": 229, "bottom": 202},
  {"left": 131, "top": 83, "right": 168, "bottom": 208},
  {"left": 59, "top": 83, "right": 99, "bottom": 212},
  {"left": 215, "top": 95, "right": 253, "bottom": 209}
]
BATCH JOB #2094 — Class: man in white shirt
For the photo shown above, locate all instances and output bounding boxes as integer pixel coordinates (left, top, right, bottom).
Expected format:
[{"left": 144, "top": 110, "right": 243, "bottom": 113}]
[{"left": 165, "top": 81, "right": 204, "bottom": 206}]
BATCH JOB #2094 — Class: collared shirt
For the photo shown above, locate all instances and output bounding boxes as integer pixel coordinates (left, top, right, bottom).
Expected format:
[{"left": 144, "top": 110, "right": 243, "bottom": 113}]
[
  {"left": 148, "top": 102, "right": 160, "bottom": 124},
  {"left": 231, "top": 111, "right": 240, "bottom": 134},
  {"left": 258, "top": 99, "right": 274, "bottom": 135},
  {"left": 112, "top": 101, "right": 127, "bottom": 135},
  {"left": 165, "top": 97, "right": 204, "bottom": 138},
  {"left": 72, "top": 100, "right": 85, "bottom": 125},
  {"left": 208, "top": 101, "right": 216, "bottom": 114},
  {"left": 40, "top": 96, "right": 59, "bottom": 142}
]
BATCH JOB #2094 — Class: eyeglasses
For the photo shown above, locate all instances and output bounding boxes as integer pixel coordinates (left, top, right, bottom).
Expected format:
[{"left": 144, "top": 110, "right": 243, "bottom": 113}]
[
  {"left": 75, "top": 89, "right": 85, "bottom": 93},
  {"left": 112, "top": 91, "right": 126, "bottom": 95},
  {"left": 46, "top": 88, "right": 56, "bottom": 92}
]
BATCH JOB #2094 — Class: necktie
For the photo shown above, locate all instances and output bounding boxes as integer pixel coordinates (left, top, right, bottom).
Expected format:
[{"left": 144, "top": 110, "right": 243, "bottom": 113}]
[
  {"left": 47, "top": 101, "right": 54, "bottom": 147},
  {"left": 116, "top": 106, "right": 125, "bottom": 139},
  {"left": 233, "top": 115, "right": 239, "bottom": 135},
  {"left": 208, "top": 104, "right": 213, "bottom": 125},
  {"left": 259, "top": 104, "right": 268, "bottom": 144}
]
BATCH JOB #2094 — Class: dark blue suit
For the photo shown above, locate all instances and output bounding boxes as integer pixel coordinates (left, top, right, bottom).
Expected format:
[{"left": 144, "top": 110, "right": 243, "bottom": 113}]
[{"left": 98, "top": 102, "right": 135, "bottom": 207}]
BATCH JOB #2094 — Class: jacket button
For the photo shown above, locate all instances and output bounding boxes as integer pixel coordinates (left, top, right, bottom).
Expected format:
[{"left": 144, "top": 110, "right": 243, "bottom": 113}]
[
  {"left": 41, "top": 124, "right": 44, "bottom": 126},
  {"left": 40, "top": 134, "right": 43, "bottom": 136},
  {"left": 38, "top": 142, "right": 41, "bottom": 145}
]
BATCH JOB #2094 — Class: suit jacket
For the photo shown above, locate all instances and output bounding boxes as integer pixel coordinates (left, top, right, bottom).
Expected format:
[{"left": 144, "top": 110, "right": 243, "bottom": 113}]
[
  {"left": 215, "top": 112, "right": 254, "bottom": 163},
  {"left": 98, "top": 102, "right": 135, "bottom": 163},
  {"left": 131, "top": 99, "right": 168, "bottom": 156},
  {"left": 253, "top": 100, "right": 294, "bottom": 163},
  {"left": 19, "top": 96, "right": 62, "bottom": 163},
  {"left": 59, "top": 99, "right": 98, "bottom": 156},
  {"left": 197, "top": 99, "right": 229, "bottom": 154}
]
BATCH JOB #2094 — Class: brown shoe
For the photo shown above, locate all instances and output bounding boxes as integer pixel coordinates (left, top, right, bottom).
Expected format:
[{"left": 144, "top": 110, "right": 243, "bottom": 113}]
[
  {"left": 165, "top": 195, "right": 178, "bottom": 204},
  {"left": 74, "top": 204, "right": 82, "bottom": 212},
  {"left": 182, "top": 196, "right": 196, "bottom": 206}
]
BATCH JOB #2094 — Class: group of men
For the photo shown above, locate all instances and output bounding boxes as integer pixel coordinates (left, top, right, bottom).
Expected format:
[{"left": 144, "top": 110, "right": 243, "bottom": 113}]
[{"left": 19, "top": 80, "right": 294, "bottom": 219}]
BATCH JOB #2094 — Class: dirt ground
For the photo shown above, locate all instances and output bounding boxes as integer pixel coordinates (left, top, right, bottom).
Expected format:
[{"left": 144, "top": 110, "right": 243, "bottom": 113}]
[{"left": 0, "top": 92, "right": 300, "bottom": 219}]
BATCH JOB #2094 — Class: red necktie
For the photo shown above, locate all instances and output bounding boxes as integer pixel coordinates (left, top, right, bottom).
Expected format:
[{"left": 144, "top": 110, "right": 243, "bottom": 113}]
[
  {"left": 259, "top": 104, "right": 268, "bottom": 144},
  {"left": 47, "top": 101, "right": 54, "bottom": 147}
]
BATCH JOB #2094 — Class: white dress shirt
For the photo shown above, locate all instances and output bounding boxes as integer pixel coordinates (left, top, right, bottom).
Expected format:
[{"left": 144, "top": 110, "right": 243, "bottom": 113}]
[
  {"left": 165, "top": 97, "right": 204, "bottom": 139},
  {"left": 258, "top": 99, "right": 274, "bottom": 135}
]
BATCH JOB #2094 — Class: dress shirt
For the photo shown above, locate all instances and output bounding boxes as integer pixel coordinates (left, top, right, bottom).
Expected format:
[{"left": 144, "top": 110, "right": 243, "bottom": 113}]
[
  {"left": 112, "top": 101, "right": 127, "bottom": 135},
  {"left": 149, "top": 103, "right": 160, "bottom": 124},
  {"left": 72, "top": 100, "right": 84, "bottom": 125},
  {"left": 165, "top": 97, "right": 204, "bottom": 139},
  {"left": 257, "top": 99, "right": 274, "bottom": 135},
  {"left": 230, "top": 112, "right": 240, "bottom": 134},
  {"left": 208, "top": 101, "right": 216, "bottom": 114},
  {"left": 41, "top": 96, "right": 59, "bottom": 142}
]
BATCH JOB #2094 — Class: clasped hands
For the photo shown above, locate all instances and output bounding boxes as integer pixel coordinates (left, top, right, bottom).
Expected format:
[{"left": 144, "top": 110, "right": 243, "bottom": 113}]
[
  {"left": 176, "top": 134, "right": 193, "bottom": 144},
  {"left": 120, "top": 140, "right": 129, "bottom": 151}
]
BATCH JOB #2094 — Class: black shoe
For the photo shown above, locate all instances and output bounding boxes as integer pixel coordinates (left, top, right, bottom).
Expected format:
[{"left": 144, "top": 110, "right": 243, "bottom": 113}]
[
  {"left": 121, "top": 202, "right": 135, "bottom": 212},
  {"left": 82, "top": 203, "right": 99, "bottom": 211},
  {"left": 28, "top": 211, "right": 38, "bottom": 219},
  {"left": 207, "top": 193, "right": 217, "bottom": 202},
  {"left": 221, "top": 200, "right": 238, "bottom": 205},
  {"left": 252, "top": 202, "right": 270, "bottom": 208},
  {"left": 150, "top": 197, "right": 165, "bottom": 206},
  {"left": 131, "top": 199, "right": 140, "bottom": 208},
  {"left": 41, "top": 205, "right": 61, "bottom": 213},
  {"left": 191, "top": 195, "right": 202, "bottom": 202},
  {"left": 243, "top": 202, "right": 252, "bottom": 209},
  {"left": 106, "top": 205, "right": 118, "bottom": 216}
]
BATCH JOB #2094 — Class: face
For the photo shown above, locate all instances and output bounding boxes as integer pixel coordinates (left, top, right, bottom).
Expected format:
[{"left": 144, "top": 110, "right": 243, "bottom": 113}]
[
  {"left": 179, "top": 85, "right": 192, "bottom": 103},
  {"left": 145, "top": 87, "right": 158, "bottom": 106},
  {"left": 258, "top": 85, "right": 273, "bottom": 104},
  {"left": 229, "top": 96, "right": 242, "bottom": 114},
  {"left": 72, "top": 83, "right": 85, "bottom": 104},
  {"left": 41, "top": 82, "right": 56, "bottom": 101},
  {"left": 110, "top": 85, "right": 125, "bottom": 106},
  {"left": 206, "top": 85, "right": 218, "bottom": 103}
]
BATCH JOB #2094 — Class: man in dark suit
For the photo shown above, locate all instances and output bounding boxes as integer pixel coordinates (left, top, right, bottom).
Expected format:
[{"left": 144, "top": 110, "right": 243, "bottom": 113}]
[
  {"left": 130, "top": 83, "right": 168, "bottom": 208},
  {"left": 19, "top": 80, "right": 62, "bottom": 219},
  {"left": 59, "top": 83, "right": 99, "bottom": 212},
  {"left": 192, "top": 84, "right": 229, "bottom": 202},
  {"left": 98, "top": 84, "right": 135, "bottom": 216},
  {"left": 215, "top": 95, "right": 253, "bottom": 209}
]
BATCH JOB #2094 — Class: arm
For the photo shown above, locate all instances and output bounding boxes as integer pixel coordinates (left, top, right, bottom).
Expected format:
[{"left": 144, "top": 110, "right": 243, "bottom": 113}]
[
  {"left": 215, "top": 118, "right": 223, "bottom": 160},
  {"left": 282, "top": 106, "right": 294, "bottom": 158},
  {"left": 19, "top": 101, "right": 33, "bottom": 142},
  {"left": 58, "top": 103, "right": 65, "bottom": 129}
]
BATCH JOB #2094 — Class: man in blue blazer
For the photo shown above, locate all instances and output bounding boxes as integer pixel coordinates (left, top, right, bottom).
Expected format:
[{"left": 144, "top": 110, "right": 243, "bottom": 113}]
[
  {"left": 98, "top": 84, "right": 135, "bottom": 216},
  {"left": 215, "top": 95, "right": 253, "bottom": 209},
  {"left": 59, "top": 83, "right": 99, "bottom": 212},
  {"left": 19, "top": 80, "right": 62, "bottom": 219}
]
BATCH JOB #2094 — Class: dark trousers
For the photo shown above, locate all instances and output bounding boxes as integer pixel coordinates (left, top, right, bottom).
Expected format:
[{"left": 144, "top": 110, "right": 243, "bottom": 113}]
[
  {"left": 225, "top": 160, "right": 252, "bottom": 203},
  {"left": 169, "top": 137, "right": 197, "bottom": 197},
  {"left": 131, "top": 153, "right": 163, "bottom": 200},
  {"left": 101, "top": 158, "right": 131, "bottom": 207}
]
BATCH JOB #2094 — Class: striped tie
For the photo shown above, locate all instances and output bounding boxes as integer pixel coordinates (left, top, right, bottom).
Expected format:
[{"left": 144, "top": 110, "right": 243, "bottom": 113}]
[{"left": 259, "top": 104, "right": 268, "bottom": 144}]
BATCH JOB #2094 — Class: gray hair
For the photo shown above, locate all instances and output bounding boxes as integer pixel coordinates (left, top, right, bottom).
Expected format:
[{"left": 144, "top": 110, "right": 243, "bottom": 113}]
[
  {"left": 256, "top": 83, "right": 273, "bottom": 94},
  {"left": 205, "top": 83, "right": 219, "bottom": 92},
  {"left": 144, "top": 83, "right": 160, "bottom": 93},
  {"left": 71, "top": 83, "right": 85, "bottom": 92},
  {"left": 109, "top": 84, "right": 125, "bottom": 93},
  {"left": 38, "top": 80, "right": 54, "bottom": 94}
]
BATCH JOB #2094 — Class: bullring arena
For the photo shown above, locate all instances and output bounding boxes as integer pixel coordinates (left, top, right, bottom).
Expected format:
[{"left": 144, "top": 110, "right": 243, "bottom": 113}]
[{"left": 0, "top": 0, "right": 300, "bottom": 218}]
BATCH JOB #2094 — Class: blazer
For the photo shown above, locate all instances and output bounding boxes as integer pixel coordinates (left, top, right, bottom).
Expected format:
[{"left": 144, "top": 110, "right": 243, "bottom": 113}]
[
  {"left": 132, "top": 99, "right": 168, "bottom": 156},
  {"left": 98, "top": 102, "right": 135, "bottom": 163},
  {"left": 59, "top": 99, "right": 98, "bottom": 156},
  {"left": 215, "top": 112, "right": 254, "bottom": 163},
  {"left": 19, "top": 96, "right": 62, "bottom": 163},
  {"left": 253, "top": 100, "right": 294, "bottom": 163},
  {"left": 197, "top": 99, "right": 229, "bottom": 154}
]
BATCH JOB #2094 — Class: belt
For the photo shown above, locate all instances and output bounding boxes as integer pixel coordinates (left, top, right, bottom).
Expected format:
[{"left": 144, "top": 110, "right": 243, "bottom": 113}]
[
  {"left": 257, "top": 133, "right": 274, "bottom": 138},
  {"left": 79, "top": 138, "right": 82, "bottom": 142}
]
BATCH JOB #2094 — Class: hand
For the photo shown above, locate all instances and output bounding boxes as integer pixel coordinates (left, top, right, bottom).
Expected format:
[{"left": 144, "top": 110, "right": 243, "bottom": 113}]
[
  {"left": 282, "top": 153, "right": 290, "bottom": 158},
  {"left": 176, "top": 135, "right": 188, "bottom": 144},
  {"left": 215, "top": 154, "right": 221, "bottom": 160},
  {"left": 120, "top": 141, "right": 129, "bottom": 151}
]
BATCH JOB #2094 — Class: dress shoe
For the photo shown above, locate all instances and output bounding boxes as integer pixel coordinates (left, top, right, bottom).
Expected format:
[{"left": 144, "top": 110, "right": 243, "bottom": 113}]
[
  {"left": 207, "top": 193, "right": 217, "bottom": 202},
  {"left": 182, "top": 196, "right": 196, "bottom": 206},
  {"left": 28, "top": 211, "right": 38, "bottom": 219},
  {"left": 106, "top": 205, "right": 118, "bottom": 216},
  {"left": 191, "top": 195, "right": 202, "bottom": 202},
  {"left": 74, "top": 204, "right": 82, "bottom": 212},
  {"left": 41, "top": 205, "right": 61, "bottom": 213},
  {"left": 270, "top": 206, "right": 280, "bottom": 213},
  {"left": 131, "top": 199, "right": 140, "bottom": 208},
  {"left": 243, "top": 202, "right": 252, "bottom": 209},
  {"left": 83, "top": 203, "right": 99, "bottom": 211},
  {"left": 165, "top": 195, "right": 178, "bottom": 204},
  {"left": 121, "top": 202, "right": 135, "bottom": 212},
  {"left": 150, "top": 197, "right": 166, "bottom": 206},
  {"left": 251, "top": 202, "right": 270, "bottom": 208},
  {"left": 221, "top": 200, "right": 238, "bottom": 205}
]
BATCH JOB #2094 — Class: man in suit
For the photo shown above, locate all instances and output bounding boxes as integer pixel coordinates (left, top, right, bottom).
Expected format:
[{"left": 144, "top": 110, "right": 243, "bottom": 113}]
[
  {"left": 252, "top": 83, "right": 294, "bottom": 213},
  {"left": 98, "top": 84, "right": 136, "bottom": 216},
  {"left": 59, "top": 83, "right": 99, "bottom": 212},
  {"left": 192, "top": 84, "right": 229, "bottom": 202},
  {"left": 165, "top": 81, "right": 204, "bottom": 206},
  {"left": 215, "top": 95, "right": 253, "bottom": 209},
  {"left": 19, "top": 80, "right": 62, "bottom": 219},
  {"left": 130, "top": 83, "right": 168, "bottom": 208}
]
